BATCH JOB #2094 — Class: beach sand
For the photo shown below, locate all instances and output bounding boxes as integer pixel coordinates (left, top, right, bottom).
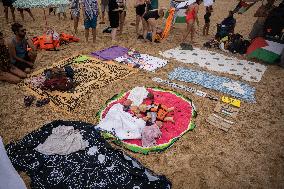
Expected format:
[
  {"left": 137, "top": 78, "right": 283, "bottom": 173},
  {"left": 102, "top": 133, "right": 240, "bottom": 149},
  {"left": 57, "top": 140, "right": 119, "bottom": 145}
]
[{"left": 0, "top": 0, "right": 284, "bottom": 188}]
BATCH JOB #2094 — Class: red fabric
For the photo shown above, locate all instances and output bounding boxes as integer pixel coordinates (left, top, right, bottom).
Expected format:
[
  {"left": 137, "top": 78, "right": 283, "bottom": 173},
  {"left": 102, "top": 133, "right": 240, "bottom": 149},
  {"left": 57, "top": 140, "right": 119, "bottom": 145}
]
[
  {"left": 186, "top": 7, "right": 196, "bottom": 23},
  {"left": 102, "top": 89, "right": 193, "bottom": 147},
  {"left": 246, "top": 37, "right": 268, "bottom": 54}
]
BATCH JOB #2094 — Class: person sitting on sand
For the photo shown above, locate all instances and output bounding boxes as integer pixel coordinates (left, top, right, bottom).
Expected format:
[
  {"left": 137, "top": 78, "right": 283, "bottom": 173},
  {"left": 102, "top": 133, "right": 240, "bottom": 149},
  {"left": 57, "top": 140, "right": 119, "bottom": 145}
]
[
  {"left": 182, "top": 0, "right": 202, "bottom": 44},
  {"left": 220, "top": 11, "right": 236, "bottom": 33},
  {"left": 0, "top": 31, "right": 27, "bottom": 84},
  {"left": 7, "top": 23, "right": 37, "bottom": 74},
  {"left": 82, "top": 0, "right": 99, "bottom": 43},
  {"left": 142, "top": 8, "right": 165, "bottom": 43}
]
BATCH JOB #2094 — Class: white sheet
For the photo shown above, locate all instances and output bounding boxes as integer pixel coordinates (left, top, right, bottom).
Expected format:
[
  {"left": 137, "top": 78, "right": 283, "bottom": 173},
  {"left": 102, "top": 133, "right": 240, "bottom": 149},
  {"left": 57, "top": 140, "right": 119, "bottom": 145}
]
[
  {"left": 204, "top": 0, "right": 214, "bottom": 6},
  {"left": 97, "top": 104, "right": 146, "bottom": 140},
  {"left": 127, "top": 86, "right": 149, "bottom": 106},
  {"left": 0, "top": 137, "right": 27, "bottom": 189},
  {"left": 160, "top": 47, "right": 267, "bottom": 82},
  {"left": 176, "top": 0, "right": 196, "bottom": 8}
]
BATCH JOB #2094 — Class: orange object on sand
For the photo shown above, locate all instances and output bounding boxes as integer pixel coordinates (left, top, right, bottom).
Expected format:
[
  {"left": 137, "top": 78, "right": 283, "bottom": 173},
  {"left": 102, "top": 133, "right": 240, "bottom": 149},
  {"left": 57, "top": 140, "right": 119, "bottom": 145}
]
[
  {"left": 60, "top": 33, "right": 80, "bottom": 43},
  {"left": 38, "top": 35, "right": 60, "bottom": 50},
  {"left": 155, "top": 8, "right": 175, "bottom": 42}
]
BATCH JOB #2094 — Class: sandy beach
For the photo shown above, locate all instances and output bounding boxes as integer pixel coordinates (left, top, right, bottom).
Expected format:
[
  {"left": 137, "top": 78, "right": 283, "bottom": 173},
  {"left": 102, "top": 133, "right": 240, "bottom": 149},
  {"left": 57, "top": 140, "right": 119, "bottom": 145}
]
[{"left": 0, "top": 0, "right": 284, "bottom": 188}]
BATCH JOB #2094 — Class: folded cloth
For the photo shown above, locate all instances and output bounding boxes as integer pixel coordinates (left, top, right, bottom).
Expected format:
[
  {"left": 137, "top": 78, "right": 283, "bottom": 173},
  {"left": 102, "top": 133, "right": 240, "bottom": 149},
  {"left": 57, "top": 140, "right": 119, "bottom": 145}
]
[
  {"left": 97, "top": 103, "right": 146, "bottom": 140},
  {"left": 35, "top": 126, "right": 89, "bottom": 155},
  {"left": 91, "top": 46, "right": 129, "bottom": 60},
  {"left": 0, "top": 137, "right": 27, "bottom": 189},
  {"left": 127, "top": 86, "right": 149, "bottom": 106},
  {"left": 142, "top": 124, "right": 162, "bottom": 147}
]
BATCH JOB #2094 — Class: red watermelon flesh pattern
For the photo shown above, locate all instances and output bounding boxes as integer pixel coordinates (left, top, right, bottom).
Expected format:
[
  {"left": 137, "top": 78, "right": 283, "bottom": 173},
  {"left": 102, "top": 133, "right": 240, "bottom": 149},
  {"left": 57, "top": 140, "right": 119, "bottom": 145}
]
[{"left": 101, "top": 89, "right": 193, "bottom": 147}]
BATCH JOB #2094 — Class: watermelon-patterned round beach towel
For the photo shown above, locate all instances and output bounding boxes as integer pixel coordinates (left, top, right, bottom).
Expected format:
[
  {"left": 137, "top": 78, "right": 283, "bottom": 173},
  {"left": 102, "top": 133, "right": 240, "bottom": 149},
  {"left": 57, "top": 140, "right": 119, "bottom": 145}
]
[{"left": 97, "top": 88, "right": 197, "bottom": 154}]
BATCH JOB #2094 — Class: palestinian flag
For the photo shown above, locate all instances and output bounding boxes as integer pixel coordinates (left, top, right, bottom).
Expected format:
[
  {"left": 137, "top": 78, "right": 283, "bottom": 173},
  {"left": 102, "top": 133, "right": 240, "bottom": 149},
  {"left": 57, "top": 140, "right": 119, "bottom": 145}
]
[
  {"left": 96, "top": 88, "right": 197, "bottom": 154},
  {"left": 247, "top": 37, "right": 284, "bottom": 64},
  {"left": 233, "top": 1, "right": 256, "bottom": 14},
  {"left": 165, "top": 8, "right": 187, "bottom": 23}
]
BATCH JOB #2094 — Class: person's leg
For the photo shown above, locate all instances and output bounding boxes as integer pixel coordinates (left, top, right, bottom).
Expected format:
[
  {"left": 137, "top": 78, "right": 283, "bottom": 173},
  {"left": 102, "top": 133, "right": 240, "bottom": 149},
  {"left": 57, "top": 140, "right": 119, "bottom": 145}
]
[
  {"left": 102, "top": 9, "right": 105, "bottom": 23},
  {"left": 203, "top": 23, "right": 206, "bottom": 36},
  {"left": 111, "top": 28, "right": 117, "bottom": 41},
  {"left": 4, "top": 6, "right": 9, "bottom": 23},
  {"left": 136, "top": 15, "right": 141, "bottom": 35},
  {"left": 10, "top": 66, "right": 27, "bottom": 78},
  {"left": 0, "top": 71, "right": 22, "bottom": 84},
  {"left": 206, "top": 23, "right": 210, "bottom": 35},
  {"left": 182, "top": 23, "right": 191, "bottom": 42},
  {"left": 142, "top": 19, "right": 148, "bottom": 40},
  {"left": 58, "top": 13, "right": 61, "bottom": 20},
  {"left": 92, "top": 28, "right": 96, "bottom": 43},
  {"left": 63, "top": 12, "right": 67, "bottom": 19},
  {"left": 19, "top": 9, "right": 25, "bottom": 21},
  {"left": 85, "top": 28, "right": 89, "bottom": 42},
  {"left": 74, "top": 17, "right": 79, "bottom": 34},
  {"left": 190, "top": 24, "right": 195, "bottom": 42},
  {"left": 26, "top": 9, "right": 35, "bottom": 21},
  {"left": 119, "top": 12, "right": 126, "bottom": 34},
  {"left": 10, "top": 7, "right": 16, "bottom": 22}
]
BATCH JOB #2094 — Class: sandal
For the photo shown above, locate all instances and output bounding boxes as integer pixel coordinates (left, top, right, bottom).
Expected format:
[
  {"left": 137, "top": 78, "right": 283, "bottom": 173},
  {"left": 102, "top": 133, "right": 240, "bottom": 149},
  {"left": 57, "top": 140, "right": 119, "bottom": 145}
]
[
  {"left": 36, "top": 98, "right": 50, "bottom": 107},
  {"left": 24, "top": 96, "right": 35, "bottom": 107}
]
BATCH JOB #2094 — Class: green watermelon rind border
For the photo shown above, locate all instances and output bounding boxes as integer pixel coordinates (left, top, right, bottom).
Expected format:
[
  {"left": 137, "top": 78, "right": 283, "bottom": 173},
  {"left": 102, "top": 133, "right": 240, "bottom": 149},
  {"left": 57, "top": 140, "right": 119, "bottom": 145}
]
[{"left": 96, "top": 87, "right": 197, "bottom": 154}]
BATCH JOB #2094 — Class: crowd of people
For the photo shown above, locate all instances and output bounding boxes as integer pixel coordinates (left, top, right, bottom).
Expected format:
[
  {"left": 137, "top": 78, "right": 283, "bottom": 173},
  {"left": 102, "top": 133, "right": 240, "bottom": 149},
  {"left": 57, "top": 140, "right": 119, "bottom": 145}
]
[{"left": 0, "top": 0, "right": 283, "bottom": 84}]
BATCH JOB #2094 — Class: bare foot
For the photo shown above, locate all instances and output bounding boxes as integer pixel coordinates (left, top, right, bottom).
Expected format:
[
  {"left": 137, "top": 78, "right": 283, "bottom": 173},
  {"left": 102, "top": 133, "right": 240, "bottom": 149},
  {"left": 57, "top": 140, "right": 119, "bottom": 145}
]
[{"left": 24, "top": 68, "right": 31, "bottom": 74}]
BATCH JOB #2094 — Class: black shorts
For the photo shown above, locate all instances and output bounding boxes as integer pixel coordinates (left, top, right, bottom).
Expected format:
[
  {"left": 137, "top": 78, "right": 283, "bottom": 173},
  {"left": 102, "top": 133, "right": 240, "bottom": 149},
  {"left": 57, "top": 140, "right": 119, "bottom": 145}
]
[
  {"left": 2, "top": 0, "right": 13, "bottom": 7},
  {"left": 136, "top": 4, "right": 146, "bottom": 16},
  {"left": 12, "top": 55, "right": 32, "bottom": 71},
  {"left": 109, "top": 12, "right": 119, "bottom": 28}
]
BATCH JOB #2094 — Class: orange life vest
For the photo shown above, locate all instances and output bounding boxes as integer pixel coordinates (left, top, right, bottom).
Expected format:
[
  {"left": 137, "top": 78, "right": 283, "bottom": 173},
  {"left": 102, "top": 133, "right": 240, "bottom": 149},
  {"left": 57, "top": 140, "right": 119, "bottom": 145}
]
[
  {"left": 60, "top": 33, "right": 80, "bottom": 43},
  {"left": 38, "top": 34, "right": 59, "bottom": 50}
]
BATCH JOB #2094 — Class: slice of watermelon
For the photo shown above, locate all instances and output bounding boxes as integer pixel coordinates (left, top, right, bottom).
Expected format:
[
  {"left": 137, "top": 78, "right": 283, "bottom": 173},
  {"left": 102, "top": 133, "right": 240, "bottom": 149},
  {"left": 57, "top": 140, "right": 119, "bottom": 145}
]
[{"left": 96, "top": 87, "right": 197, "bottom": 154}]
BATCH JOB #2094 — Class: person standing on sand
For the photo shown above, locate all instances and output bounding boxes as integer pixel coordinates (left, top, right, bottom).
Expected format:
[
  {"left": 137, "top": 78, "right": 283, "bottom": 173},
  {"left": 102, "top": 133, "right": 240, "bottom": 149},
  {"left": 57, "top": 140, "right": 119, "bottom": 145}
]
[
  {"left": 71, "top": 0, "right": 81, "bottom": 34},
  {"left": 7, "top": 23, "right": 37, "bottom": 74},
  {"left": 17, "top": 8, "right": 36, "bottom": 21},
  {"left": 99, "top": 0, "right": 109, "bottom": 24},
  {"left": 202, "top": 6, "right": 212, "bottom": 36},
  {"left": 109, "top": 0, "right": 120, "bottom": 42},
  {"left": 142, "top": 8, "right": 164, "bottom": 43},
  {"left": 117, "top": 0, "right": 127, "bottom": 35},
  {"left": 56, "top": 4, "right": 68, "bottom": 20},
  {"left": 0, "top": 31, "right": 27, "bottom": 84},
  {"left": 2, "top": 0, "right": 16, "bottom": 23},
  {"left": 249, "top": 0, "right": 275, "bottom": 40},
  {"left": 82, "top": 0, "right": 99, "bottom": 43},
  {"left": 182, "top": 0, "right": 202, "bottom": 44}
]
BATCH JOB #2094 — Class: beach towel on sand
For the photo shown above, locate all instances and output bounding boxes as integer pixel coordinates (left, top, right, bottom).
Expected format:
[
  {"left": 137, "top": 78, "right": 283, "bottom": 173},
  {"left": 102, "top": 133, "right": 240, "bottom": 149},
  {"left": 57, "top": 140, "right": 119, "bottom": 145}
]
[
  {"left": 115, "top": 52, "right": 168, "bottom": 72},
  {"left": 168, "top": 67, "right": 256, "bottom": 102},
  {"left": 91, "top": 46, "right": 129, "bottom": 60},
  {"left": 23, "top": 55, "right": 137, "bottom": 112},
  {"left": 6, "top": 120, "right": 172, "bottom": 189},
  {"left": 97, "top": 88, "right": 197, "bottom": 154},
  {"left": 160, "top": 47, "right": 267, "bottom": 82}
]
